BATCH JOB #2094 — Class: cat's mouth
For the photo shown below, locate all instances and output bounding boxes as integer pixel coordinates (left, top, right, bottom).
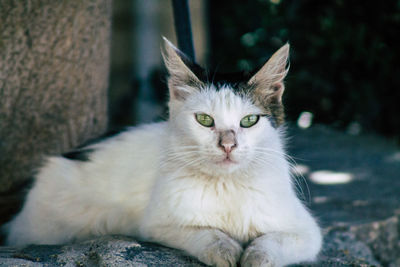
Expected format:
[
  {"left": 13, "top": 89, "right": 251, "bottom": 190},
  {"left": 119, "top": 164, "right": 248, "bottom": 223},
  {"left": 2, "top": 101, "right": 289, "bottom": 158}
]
[{"left": 217, "top": 156, "right": 237, "bottom": 165}]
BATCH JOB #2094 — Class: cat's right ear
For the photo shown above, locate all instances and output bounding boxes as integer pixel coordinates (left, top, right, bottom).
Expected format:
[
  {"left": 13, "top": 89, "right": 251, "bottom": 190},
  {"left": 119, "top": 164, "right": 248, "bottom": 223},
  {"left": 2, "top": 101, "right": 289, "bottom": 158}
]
[{"left": 162, "top": 37, "right": 203, "bottom": 101}]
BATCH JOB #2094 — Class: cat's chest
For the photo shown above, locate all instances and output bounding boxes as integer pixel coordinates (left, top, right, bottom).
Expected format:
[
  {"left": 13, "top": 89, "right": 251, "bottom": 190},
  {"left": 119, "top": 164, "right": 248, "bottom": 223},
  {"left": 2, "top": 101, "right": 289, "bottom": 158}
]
[{"left": 173, "top": 177, "right": 272, "bottom": 243}]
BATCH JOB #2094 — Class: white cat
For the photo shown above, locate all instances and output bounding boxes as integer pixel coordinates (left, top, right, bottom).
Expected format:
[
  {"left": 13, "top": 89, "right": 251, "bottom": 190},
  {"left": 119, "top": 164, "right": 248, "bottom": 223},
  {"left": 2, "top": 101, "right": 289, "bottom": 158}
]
[{"left": 5, "top": 38, "right": 322, "bottom": 267}]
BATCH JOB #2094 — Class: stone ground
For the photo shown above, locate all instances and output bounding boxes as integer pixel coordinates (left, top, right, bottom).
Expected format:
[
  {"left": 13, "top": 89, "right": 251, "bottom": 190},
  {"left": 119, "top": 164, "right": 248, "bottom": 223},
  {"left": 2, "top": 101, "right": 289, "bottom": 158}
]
[
  {"left": 0, "top": 124, "right": 399, "bottom": 266},
  {"left": 288, "top": 124, "right": 400, "bottom": 267}
]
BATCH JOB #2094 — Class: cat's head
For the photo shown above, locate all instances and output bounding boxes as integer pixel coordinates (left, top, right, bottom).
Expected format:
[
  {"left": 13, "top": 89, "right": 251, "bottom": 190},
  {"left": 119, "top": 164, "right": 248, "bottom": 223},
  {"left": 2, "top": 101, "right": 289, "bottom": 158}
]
[{"left": 162, "top": 38, "right": 289, "bottom": 175}]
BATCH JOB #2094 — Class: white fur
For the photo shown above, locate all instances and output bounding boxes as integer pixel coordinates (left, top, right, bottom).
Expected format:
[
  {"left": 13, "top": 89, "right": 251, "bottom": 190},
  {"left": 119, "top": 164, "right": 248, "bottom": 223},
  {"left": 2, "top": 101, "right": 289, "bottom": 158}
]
[
  {"left": 6, "top": 39, "right": 322, "bottom": 266},
  {"left": 6, "top": 86, "right": 321, "bottom": 266}
]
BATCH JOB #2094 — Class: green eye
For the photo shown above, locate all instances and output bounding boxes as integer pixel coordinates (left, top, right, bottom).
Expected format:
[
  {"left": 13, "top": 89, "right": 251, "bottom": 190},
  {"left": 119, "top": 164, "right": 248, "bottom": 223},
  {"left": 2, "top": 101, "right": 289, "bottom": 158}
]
[
  {"left": 195, "top": 113, "right": 214, "bottom": 127},
  {"left": 240, "top": 115, "right": 260, "bottom": 128}
]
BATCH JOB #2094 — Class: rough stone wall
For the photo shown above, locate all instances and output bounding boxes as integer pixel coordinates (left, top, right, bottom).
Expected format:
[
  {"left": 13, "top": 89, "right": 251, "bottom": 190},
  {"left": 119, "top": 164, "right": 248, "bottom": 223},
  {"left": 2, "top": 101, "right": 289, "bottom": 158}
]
[{"left": 0, "top": 0, "right": 111, "bottom": 222}]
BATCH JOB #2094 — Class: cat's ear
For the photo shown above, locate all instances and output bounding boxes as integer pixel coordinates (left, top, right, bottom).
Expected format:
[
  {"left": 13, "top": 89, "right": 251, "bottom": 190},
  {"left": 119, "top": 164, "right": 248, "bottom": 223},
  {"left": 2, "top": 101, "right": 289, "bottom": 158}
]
[
  {"left": 248, "top": 43, "right": 290, "bottom": 104},
  {"left": 162, "top": 37, "right": 203, "bottom": 101}
]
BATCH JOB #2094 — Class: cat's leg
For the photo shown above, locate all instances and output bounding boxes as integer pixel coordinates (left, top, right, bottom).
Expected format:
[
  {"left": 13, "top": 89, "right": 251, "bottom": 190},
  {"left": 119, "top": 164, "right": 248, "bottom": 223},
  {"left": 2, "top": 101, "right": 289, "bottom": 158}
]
[
  {"left": 141, "top": 226, "right": 242, "bottom": 267},
  {"left": 240, "top": 230, "right": 322, "bottom": 267}
]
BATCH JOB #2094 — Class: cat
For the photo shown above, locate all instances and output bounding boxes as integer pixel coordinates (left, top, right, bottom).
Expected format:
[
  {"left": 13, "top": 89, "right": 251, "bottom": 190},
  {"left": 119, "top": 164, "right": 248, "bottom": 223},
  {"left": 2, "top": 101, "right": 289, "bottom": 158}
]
[{"left": 5, "top": 38, "right": 322, "bottom": 267}]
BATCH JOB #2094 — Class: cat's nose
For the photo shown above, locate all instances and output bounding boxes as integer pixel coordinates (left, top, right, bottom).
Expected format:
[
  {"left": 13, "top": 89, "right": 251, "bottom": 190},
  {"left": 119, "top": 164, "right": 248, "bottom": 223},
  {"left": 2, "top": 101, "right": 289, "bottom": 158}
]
[
  {"left": 218, "top": 130, "right": 237, "bottom": 153},
  {"left": 220, "top": 142, "right": 236, "bottom": 153}
]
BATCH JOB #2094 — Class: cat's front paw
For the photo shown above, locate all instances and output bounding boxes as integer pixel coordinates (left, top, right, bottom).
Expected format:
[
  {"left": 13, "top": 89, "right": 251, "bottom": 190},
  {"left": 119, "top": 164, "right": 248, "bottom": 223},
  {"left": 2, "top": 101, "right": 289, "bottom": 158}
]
[
  {"left": 198, "top": 233, "right": 243, "bottom": 267},
  {"left": 240, "top": 246, "right": 276, "bottom": 267}
]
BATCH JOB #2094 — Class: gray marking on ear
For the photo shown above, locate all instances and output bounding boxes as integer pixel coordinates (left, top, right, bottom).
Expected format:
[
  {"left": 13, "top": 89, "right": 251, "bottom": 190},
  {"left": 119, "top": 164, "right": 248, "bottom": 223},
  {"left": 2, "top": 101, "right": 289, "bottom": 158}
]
[
  {"left": 248, "top": 43, "right": 290, "bottom": 103},
  {"left": 162, "top": 37, "right": 204, "bottom": 101},
  {"left": 248, "top": 44, "right": 290, "bottom": 126}
]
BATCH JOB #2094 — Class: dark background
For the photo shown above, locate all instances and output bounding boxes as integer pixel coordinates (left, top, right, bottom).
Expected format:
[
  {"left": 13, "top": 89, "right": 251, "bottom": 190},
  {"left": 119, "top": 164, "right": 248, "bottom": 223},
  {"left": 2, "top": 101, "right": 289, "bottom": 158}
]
[{"left": 109, "top": 0, "right": 400, "bottom": 143}]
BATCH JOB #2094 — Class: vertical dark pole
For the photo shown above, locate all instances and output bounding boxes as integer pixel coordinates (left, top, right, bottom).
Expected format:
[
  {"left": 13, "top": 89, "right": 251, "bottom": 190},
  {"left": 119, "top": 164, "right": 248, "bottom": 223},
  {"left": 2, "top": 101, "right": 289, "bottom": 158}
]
[{"left": 172, "top": 0, "right": 196, "bottom": 62}]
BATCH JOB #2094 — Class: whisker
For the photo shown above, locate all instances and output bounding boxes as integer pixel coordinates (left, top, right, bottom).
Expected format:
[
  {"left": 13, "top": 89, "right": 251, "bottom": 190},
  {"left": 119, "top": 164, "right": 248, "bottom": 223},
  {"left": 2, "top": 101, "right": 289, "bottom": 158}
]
[
  {"left": 167, "top": 157, "right": 207, "bottom": 178},
  {"left": 290, "top": 165, "right": 311, "bottom": 205},
  {"left": 245, "top": 149, "right": 310, "bottom": 203},
  {"left": 253, "top": 147, "right": 303, "bottom": 159}
]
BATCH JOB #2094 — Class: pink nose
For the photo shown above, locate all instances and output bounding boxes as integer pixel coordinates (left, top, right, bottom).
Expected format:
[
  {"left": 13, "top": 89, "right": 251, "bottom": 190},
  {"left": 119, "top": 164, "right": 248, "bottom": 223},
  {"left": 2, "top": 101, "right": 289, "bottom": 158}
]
[
  {"left": 218, "top": 130, "right": 237, "bottom": 153},
  {"left": 220, "top": 142, "right": 236, "bottom": 153}
]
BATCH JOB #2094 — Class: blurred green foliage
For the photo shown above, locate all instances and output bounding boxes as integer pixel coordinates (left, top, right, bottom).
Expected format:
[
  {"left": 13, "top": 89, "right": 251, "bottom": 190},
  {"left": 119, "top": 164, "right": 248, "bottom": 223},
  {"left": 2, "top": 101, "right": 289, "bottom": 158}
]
[{"left": 209, "top": 0, "right": 400, "bottom": 140}]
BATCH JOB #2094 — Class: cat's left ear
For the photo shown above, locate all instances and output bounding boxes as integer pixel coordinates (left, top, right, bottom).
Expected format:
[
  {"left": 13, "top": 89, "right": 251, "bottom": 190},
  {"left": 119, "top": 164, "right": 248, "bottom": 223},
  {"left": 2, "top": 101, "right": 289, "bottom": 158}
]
[
  {"left": 162, "top": 37, "right": 204, "bottom": 101},
  {"left": 248, "top": 43, "right": 290, "bottom": 104}
]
